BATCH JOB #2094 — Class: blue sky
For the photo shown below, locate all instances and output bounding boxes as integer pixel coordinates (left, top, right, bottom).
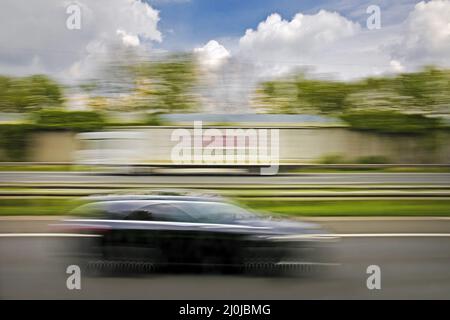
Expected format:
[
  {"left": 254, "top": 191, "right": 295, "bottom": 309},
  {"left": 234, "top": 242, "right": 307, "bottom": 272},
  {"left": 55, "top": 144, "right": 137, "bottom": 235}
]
[
  {"left": 1, "top": 0, "right": 447, "bottom": 114},
  {"left": 147, "top": 0, "right": 419, "bottom": 51},
  {"left": 2, "top": 0, "right": 446, "bottom": 85}
]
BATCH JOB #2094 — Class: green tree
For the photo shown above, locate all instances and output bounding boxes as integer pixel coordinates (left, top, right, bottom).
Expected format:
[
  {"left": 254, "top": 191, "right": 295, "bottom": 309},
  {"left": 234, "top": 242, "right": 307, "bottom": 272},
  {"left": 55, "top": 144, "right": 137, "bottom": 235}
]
[
  {"left": 396, "top": 67, "right": 450, "bottom": 113},
  {"left": 253, "top": 67, "right": 449, "bottom": 133},
  {"left": 128, "top": 54, "right": 199, "bottom": 113},
  {"left": 0, "top": 74, "right": 63, "bottom": 112},
  {"left": 90, "top": 53, "right": 199, "bottom": 114},
  {"left": 295, "top": 78, "right": 355, "bottom": 114},
  {"left": 254, "top": 75, "right": 356, "bottom": 114},
  {"left": 255, "top": 80, "right": 305, "bottom": 114}
]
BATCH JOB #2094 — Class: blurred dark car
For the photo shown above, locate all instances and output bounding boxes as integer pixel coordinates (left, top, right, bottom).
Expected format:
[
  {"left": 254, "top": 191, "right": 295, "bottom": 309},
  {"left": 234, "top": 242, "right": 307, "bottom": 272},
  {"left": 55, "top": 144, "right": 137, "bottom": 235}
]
[{"left": 57, "top": 194, "right": 338, "bottom": 274}]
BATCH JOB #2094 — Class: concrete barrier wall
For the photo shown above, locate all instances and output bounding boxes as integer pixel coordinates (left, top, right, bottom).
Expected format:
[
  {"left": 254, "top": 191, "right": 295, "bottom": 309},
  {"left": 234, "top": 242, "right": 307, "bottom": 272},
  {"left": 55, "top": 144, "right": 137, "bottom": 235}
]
[
  {"left": 28, "top": 132, "right": 78, "bottom": 163},
  {"left": 115, "top": 127, "right": 450, "bottom": 164},
  {"left": 278, "top": 128, "right": 450, "bottom": 163},
  {"left": 1, "top": 127, "right": 449, "bottom": 164}
]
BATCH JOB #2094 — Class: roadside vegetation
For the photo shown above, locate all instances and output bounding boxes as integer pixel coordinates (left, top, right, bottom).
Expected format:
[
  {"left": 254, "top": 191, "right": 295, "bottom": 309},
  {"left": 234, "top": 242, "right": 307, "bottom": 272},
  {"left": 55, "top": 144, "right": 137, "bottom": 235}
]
[
  {"left": 0, "top": 55, "right": 198, "bottom": 161},
  {"left": 1, "top": 196, "right": 449, "bottom": 217},
  {"left": 253, "top": 66, "right": 450, "bottom": 134},
  {"left": 1, "top": 65, "right": 450, "bottom": 161},
  {"left": 240, "top": 200, "right": 450, "bottom": 217}
]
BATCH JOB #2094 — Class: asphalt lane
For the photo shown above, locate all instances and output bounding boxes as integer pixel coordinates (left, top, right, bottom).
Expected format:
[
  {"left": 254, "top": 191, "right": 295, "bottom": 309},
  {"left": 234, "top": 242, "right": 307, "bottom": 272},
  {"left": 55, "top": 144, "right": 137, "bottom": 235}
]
[
  {"left": 1, "top": 237, "right": 449, "bottom": 299},
  {"left": 2, "top": 217, "right": 450, "bottom": 234},
  {"left": 1, "top": 172, "right": 450, "bottom": 185}
]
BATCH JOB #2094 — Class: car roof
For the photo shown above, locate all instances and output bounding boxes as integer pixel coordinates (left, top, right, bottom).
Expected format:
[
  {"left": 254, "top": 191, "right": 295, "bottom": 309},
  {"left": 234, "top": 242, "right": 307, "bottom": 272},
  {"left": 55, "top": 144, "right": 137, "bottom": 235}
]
[
  {"left": 71, "top": 198, "right": 232, "bottom": 219},
  {"left": 84, "top": 194, "right": 223, "bottom": 203}
]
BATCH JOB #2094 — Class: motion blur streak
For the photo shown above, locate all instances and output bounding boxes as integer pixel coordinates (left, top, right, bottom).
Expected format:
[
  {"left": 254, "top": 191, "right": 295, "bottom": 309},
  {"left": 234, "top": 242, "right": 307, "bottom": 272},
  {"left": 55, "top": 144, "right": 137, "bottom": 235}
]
[
  {"left": 1, "top": 0, "right": 450, "bottom": 301},
  {"left": 1, "top": 236, "right": 449, "bottom": 299}
]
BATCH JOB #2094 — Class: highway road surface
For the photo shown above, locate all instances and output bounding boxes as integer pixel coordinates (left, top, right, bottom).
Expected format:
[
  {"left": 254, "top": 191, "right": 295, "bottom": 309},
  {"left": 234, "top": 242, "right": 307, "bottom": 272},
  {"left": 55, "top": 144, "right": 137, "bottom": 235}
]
[{"left": 1, "top": 234, "right": 449, "bottom": 299}]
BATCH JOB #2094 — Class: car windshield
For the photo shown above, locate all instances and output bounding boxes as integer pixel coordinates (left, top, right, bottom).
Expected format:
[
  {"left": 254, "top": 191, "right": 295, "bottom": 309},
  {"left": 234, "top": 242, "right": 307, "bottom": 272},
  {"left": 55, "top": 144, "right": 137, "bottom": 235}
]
[{"left": 173, "top": 201, "right": 256, "bottom": 224}]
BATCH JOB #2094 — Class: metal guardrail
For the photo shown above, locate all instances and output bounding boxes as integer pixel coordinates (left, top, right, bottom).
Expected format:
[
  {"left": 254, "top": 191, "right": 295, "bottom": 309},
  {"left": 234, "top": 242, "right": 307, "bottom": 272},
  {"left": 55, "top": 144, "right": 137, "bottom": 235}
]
[{"left": 1, "top": 191, "right": 449, "bottom": 198}]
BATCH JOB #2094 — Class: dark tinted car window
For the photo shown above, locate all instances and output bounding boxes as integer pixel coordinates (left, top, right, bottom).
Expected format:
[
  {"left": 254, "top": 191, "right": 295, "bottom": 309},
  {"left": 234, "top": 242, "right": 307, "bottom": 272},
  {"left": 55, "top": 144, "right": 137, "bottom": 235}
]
[
  {"left": 125, "top": 210, "right": 152, "bottom": 221},
  {"left": 143, "top": 203, "right": 194, "bottom": 222},
  {"left": 172, "top": 202, "right": 255, "bottom": 224},
  {"left": 72, "top": 201, "right": 155, "bottom": 220}
]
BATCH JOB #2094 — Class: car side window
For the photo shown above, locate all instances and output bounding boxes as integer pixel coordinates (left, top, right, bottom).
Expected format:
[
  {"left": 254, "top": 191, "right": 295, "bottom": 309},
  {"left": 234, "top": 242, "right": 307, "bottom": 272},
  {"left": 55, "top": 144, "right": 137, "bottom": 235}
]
[
  {"left": 125, "top": 210, "right": 152, "bottom": 221},
  {"left": 143, "top": 203, "right": 193, "bottom": 222}
]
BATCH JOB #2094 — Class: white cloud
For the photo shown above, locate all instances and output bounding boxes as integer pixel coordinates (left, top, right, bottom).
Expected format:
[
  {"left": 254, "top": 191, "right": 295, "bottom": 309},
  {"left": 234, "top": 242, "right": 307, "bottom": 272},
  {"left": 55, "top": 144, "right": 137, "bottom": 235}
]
[
  {"left": 390, "top": 60, "right": 405, "bottom": 72},
  {"left": 206, "top": 1, "right": 450, "bottom": 81},
  {"left": 0, "top": 0, "right": 161, "bottom": 81},
  {"left": 235, "top": 9, "right": 401, "bottom": 80},
  {"left": 117, "top": 29, "right": 140, "bottom": 47},
  {"left": 194, "top": 40, "right": 231, "bottom": 70},
  {"left": 391, "top": 0, "right": 450, "bottom": 69},
  {"left": 197, "top": 1, "right": 450, "bottom": 112},
  {"left": 2, "top": 0, "right": 450, "bottom": 113},
  {"left": 196, "top": 10, "right": 375, "bottom": 113},
  {"left": 239, "top": 10, "right": 360, "bottom": 63}
]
